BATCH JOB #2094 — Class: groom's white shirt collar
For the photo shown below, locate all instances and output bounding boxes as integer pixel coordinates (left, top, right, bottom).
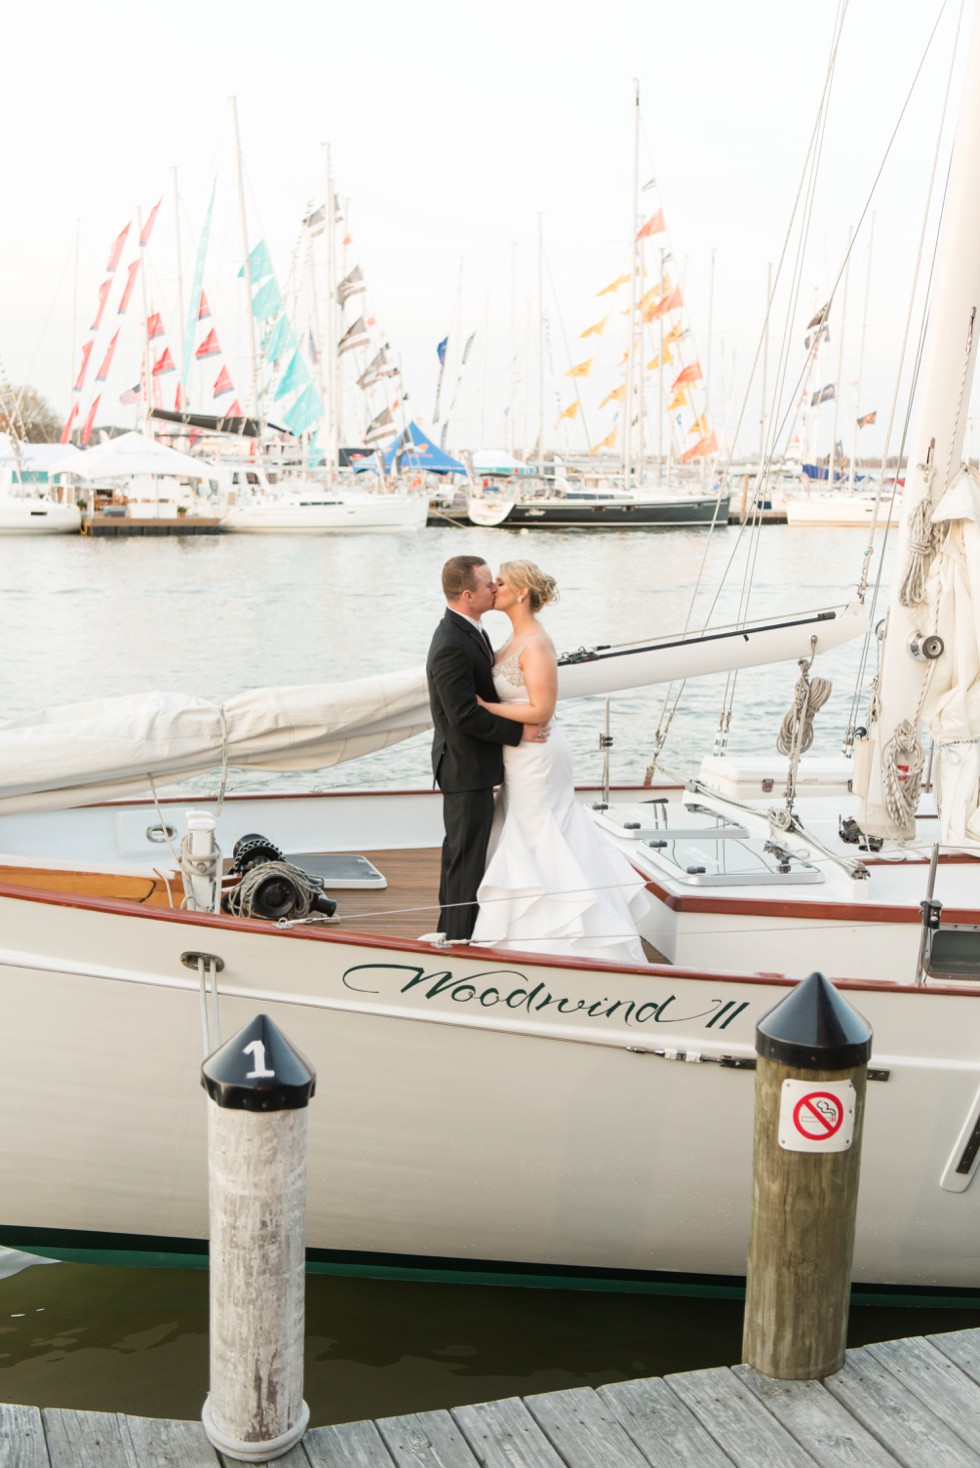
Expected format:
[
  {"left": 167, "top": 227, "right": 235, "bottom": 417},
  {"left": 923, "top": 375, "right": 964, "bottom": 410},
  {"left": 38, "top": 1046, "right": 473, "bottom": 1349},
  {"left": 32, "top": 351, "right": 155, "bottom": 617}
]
[{"left": 453, "top": 610, "right": 486, "bottom": 632}]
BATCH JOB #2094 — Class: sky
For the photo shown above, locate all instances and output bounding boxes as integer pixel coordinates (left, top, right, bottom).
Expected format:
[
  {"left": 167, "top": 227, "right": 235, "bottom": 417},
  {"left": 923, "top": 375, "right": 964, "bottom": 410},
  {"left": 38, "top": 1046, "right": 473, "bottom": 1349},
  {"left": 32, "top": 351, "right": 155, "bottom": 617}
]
[{"left": 2, "top": 0, "right": 971, "bottom": 462}]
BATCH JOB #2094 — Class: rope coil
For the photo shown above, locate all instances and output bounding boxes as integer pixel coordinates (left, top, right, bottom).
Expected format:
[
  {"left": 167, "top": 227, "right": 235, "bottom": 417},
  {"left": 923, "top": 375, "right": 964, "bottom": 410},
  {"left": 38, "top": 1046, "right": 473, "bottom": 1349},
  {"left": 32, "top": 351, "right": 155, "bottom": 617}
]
[{"left": 223, "top": 859, "right": 327, "bottom": 921}]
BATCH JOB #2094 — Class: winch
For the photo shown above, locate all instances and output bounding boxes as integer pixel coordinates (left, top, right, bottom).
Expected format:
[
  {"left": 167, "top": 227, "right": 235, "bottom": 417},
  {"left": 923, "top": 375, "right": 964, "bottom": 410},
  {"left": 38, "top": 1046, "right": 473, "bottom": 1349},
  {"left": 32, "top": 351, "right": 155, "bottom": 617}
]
[{"left": 223, "top": 832, "right": 338, "bottom": 922}]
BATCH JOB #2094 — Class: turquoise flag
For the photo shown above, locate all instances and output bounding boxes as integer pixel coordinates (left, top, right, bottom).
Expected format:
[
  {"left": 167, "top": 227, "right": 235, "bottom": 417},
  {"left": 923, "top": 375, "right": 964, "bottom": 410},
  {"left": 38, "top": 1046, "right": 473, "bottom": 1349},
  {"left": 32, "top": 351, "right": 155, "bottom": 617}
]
[
  {"left": 274, "top": 352, "right": 311, "bottom": 401},
  {"left": 252, "top": 277, "right": 282, "bottom": 321},
  {"left": 182, "top": 179, "right": 216, "bottom": 388},
  {"left": 238, "top": 239, "right": 273, "bottom": 283},
  {"left": 284, "top": 384, "right": 322, "bottom": 436},
  {"left": 264, "top": 314, "right": 294, "bottom": 365}
]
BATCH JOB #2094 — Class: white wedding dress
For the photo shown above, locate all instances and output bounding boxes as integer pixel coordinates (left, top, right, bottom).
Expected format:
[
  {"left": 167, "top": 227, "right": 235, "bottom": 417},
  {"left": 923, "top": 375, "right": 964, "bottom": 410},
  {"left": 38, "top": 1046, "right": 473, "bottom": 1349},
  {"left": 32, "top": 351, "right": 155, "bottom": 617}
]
[{"left": 471, "top": 643, "right": 650, "bottom": 965}]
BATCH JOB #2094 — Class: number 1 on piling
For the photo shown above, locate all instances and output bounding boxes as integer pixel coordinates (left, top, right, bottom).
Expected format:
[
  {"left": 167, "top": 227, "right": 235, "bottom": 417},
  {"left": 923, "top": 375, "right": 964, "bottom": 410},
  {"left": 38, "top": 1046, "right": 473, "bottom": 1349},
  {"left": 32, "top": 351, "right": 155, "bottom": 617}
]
[{"left": 243, "top": 1039, "right": 276, "bottom": 1079}]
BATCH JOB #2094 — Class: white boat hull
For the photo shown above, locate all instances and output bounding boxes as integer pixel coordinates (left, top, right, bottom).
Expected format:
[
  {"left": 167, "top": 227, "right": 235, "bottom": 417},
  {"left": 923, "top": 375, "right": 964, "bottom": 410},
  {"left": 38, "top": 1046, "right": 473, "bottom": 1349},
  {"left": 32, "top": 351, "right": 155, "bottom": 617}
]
[
  {"left": 1, "top": 786, "right": 979, "bottom": 1291},
  {"left": 0, "top": 498, "right": 81, "bottom": 535},
  {"left": 785, "top": 492, "right": 903, "bottom": 528},
  {"left": 222, "top": 496, "right": 427, "bottom": 533}
]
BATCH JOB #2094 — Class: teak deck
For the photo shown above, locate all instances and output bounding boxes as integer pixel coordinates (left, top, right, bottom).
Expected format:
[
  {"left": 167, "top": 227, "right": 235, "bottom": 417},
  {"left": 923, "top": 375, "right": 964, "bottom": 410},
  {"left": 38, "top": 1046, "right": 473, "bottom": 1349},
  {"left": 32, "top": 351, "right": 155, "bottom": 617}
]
[{"left": 4, "top": 1326, "right": 980, "bottom": 1465}]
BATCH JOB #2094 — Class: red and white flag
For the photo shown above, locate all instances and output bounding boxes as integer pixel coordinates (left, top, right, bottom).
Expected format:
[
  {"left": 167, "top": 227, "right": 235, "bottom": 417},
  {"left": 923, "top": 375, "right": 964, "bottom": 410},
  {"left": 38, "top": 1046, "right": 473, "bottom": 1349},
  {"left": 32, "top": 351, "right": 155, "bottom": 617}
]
[
  {"left": 81, "top": 394, "right": 101, "bottom": 446},
  {"left": 91, "top": 280, "right": 112, "bottom": 332},
  {"left": 95, "top": 330, "right": 120, "bottom": 382},
  {"left": 60, "top": 402, "right": 79, "bottom": 443},
  {"left": 73, "top": 340, "right": 94, "bottom": 393},
  {"left": 146, "top": 312, "right": 164, "bottom": 341},
  {"left": 117, "top": 260, "right": 141, "bottom": 315},
  {"left": 198, "top": 291, "right": 211, "bottom": 321},
  {"left": 106, "top": 223, "right": 131, "bottom": 273},
  {"left": 139, "top": 198, "right": 162, "bottom": 247},
  {"left": 152, "top": 348, "right": 175, "bottom": 376},
  {"left": 213, "top": 365, "right": 234, "bottom": 397},
  {"left": 196, "top": 329, "right": 220, "bottom": 359}
]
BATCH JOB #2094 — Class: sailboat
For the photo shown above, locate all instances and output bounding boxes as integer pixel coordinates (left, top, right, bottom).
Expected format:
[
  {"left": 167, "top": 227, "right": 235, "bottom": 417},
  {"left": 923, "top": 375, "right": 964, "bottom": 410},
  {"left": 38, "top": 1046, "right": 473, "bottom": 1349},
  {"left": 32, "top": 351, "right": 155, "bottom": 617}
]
[{"left": 3, "top": 12, "right": 980, "bottom": 1298}]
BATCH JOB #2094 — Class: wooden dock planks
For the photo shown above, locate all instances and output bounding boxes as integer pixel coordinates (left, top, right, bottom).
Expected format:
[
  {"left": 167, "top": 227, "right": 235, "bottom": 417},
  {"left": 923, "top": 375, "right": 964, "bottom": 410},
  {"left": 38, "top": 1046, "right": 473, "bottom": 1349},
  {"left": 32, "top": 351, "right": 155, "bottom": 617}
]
[{"left": 4, "top": 1326, "right": 980, "bottom": 1466}]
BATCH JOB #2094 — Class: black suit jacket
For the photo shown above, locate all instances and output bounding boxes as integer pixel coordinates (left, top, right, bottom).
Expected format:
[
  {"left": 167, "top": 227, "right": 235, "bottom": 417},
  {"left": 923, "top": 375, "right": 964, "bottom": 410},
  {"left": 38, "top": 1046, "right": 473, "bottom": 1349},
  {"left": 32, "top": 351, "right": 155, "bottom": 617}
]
[{"left": 426, "top": 609, "right": 523, "bottom": 793}]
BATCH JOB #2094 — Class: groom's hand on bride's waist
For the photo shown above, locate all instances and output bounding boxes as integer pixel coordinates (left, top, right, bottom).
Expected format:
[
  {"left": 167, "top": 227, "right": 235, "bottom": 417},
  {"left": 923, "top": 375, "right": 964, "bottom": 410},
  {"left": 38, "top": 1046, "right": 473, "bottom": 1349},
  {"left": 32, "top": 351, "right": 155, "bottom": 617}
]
[{"left": 522, "top": 724, "right": 550, "bottom": 743}]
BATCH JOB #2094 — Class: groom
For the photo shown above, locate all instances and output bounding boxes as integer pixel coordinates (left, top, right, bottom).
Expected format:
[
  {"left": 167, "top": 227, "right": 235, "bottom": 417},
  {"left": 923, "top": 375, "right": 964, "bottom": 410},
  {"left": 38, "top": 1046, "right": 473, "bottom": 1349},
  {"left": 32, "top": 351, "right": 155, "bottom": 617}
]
[{"left": 426, "top": 554, "right": 546, "bottom": 941}]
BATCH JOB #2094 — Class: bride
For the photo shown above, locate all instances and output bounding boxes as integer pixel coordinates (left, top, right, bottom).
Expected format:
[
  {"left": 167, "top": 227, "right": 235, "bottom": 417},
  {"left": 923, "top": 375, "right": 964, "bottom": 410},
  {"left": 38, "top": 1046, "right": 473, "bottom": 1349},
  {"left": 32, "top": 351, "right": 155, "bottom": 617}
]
[{"left": 470, "top": 559, "right": 651, "bottom": 965}]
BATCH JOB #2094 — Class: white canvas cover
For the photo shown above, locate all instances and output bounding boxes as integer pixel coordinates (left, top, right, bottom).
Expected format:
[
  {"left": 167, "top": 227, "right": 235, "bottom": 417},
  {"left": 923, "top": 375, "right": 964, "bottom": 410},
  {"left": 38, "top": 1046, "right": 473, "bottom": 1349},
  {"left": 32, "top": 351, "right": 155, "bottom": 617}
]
[{"left": 47, "top": 431, "right": 213, "bottom": 480}]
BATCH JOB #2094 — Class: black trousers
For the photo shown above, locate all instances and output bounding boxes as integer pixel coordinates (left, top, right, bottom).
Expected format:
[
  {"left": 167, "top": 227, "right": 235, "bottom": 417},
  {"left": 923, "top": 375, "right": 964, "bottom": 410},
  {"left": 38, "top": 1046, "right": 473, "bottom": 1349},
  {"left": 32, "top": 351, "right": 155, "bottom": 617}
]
[{"left": 438, "top": 787, "right": 496, "bottom": 940}]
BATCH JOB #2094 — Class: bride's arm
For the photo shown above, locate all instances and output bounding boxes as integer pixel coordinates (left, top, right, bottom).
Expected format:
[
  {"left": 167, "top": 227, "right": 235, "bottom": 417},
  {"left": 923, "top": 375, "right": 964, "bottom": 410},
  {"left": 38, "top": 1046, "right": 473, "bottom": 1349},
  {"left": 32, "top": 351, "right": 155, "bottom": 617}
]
[{"left": 477, "top": 640, "right": 557, "bottom": 724}]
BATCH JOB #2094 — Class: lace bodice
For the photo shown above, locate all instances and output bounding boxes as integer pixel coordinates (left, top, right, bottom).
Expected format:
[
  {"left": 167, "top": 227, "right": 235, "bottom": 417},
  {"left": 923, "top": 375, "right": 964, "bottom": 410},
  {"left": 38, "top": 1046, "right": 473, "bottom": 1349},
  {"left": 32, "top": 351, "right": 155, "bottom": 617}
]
[{"left": 493, "top": 635, "right": 548, "bottom": 698}]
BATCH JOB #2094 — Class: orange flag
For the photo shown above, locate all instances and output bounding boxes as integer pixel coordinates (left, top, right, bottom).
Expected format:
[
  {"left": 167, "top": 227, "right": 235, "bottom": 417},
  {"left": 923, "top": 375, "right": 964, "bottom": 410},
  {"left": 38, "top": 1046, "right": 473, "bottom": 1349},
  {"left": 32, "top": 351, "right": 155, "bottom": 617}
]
[
  {"left": 647, "top": 283, "right": 684, "bottom": 320},
  {"left": 599, "top": 382, "right": 627, "bottom": 409},
  {"left": 557, "top": 401, "right": 580, "bottom": 422},
  {"left": 664, "top": 323, "right": 684, "bottom": 346},
  {"left": 588, "top": 427, "right": 618, "bottom": 454},
  {"left": 566, "top": 359, "right": 593, "bottom": 378},
  {"left": 580, "top": 316, "right": 608, "bottom": 338},
  {"left": 672, "top": 361, "right": 703, "bottom": 390},
  {"left": 667, "top": 389, "right": 688, "bottom": 411},
  {"left": 687, "top": 415, "right": 709, "bottom": 436},
  {"left": 596, "top": 273, "right": 630, "bottom": 297},
  {"left": 681, "top": 430, "right": 718, "bottom": 463},
  {"left": 637, "top": 209, "right": 666, "bottom": 239},
  {"left": 647, "top": 346, "right": 673, "bottom": 370}
]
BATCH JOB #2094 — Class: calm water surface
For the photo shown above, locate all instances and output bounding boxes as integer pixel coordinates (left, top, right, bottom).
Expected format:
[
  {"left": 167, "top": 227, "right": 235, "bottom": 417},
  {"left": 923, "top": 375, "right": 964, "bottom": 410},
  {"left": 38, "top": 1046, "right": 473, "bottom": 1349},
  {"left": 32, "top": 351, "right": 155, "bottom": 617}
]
[{"left": 3, "top": 521, "right": 970, "bottom": 1426}]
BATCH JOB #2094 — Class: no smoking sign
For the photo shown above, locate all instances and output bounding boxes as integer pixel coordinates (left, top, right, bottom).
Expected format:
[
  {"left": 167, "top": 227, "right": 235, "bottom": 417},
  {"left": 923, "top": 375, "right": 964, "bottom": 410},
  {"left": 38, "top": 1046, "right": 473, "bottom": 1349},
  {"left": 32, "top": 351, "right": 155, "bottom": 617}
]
[{"left": 778, "top": 1079, "right": 856, "bottom": 1152}]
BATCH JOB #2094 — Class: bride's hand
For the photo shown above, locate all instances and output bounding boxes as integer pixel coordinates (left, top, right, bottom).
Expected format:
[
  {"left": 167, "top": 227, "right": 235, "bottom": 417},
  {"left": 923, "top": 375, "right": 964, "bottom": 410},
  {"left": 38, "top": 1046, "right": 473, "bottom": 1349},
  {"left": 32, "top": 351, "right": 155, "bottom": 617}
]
[{"left": 475, "top": 695, "right": 488, "bottom": 708}]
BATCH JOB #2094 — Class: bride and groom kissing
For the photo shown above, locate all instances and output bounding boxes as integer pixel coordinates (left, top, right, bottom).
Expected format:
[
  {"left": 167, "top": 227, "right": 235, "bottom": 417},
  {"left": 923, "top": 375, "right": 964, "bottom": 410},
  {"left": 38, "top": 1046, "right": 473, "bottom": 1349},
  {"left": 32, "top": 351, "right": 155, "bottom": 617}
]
[{"left": 425, "top": 554, "right": 650, "bottom": 965}]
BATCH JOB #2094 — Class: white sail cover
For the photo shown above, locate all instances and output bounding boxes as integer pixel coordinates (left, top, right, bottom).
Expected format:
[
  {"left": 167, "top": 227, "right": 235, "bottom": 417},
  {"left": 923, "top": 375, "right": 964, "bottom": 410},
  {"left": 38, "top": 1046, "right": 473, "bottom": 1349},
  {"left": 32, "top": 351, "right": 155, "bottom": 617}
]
[
  {"left": 0, "top": 602, "right": 868, "bottom": 815},
  {"left": 921, "top": 468, "right": 980, "bottom": 843}
]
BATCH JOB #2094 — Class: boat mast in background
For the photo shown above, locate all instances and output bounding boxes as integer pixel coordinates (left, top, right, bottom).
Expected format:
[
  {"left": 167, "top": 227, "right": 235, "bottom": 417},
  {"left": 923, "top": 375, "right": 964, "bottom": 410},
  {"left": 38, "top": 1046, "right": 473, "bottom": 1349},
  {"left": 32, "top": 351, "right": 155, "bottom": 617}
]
[
  {"left": 230, "top": 96, "right": 260, "bottom": 423},
  {"left": 322, "top": 142, "right": 339, "bottom": 481},
  {"left": 622, "top": 78, "right": 640, "bottom": 490}
]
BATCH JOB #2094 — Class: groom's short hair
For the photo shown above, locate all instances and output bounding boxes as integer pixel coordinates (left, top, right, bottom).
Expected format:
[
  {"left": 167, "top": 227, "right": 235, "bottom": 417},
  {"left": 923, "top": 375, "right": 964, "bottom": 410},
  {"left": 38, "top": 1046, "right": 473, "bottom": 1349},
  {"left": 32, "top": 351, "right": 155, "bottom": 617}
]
[{"left": 442, "top": 555, "right": 487, "bottom": 601}]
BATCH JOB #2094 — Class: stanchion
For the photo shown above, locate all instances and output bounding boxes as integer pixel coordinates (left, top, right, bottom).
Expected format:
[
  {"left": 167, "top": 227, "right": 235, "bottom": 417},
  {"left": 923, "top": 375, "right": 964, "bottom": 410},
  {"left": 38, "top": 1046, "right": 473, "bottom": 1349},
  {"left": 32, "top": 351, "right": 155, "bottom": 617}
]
[
  {"left": 742, "top": 971, "right": 872, "bottom": 1379},
  {"left": 201, "top": 1013, "right": 315, "bottom": 1462}
]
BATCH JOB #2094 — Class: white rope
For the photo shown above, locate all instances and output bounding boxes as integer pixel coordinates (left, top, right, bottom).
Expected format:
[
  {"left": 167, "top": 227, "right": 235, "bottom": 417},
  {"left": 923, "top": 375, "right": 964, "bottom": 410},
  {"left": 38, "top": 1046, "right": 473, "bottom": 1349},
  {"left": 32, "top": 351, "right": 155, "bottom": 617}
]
[
  {"left": 881, "top": 717, "right": 926, "bottom": 827},
  {"left": 900, "top": 495, "right": 943, "bottom": 608},
  {"left": 224, "top": 859, "right": 325, "bottom": 920},
  {"left": 776, "top": 673, "right": 834, "bottom": 759}
]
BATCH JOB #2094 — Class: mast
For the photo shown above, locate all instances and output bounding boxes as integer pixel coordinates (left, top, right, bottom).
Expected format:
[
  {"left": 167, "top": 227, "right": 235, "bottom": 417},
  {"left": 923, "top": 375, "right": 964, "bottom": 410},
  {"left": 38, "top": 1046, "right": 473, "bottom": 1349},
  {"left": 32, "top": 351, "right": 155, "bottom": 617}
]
[
  {"left": 622, "top": 78, "right": 640, "bottom": 488},
  {"left": 171, "top": 167, "right": 185, "bottom": 389},
  {"left": 848, "top": 214, "right": 875, "bottom": 492},
  {"left": 137, "top": 203, "right": 152, "bottom": 438},
  {"left": 658, "top": 244, "right": 665, "bottom": 485},
  {"left": 230, "top": 96, "right": 260, "bottom": 420},
  {"left": 827, "top": 225, "right": 852, "bottom": 487},
  {"left": 759, "top": 262, "right": 772, "bottom": 465},
  {"left": 322, "top": 142, "right": 339, "bottom": 479},
  {"left": 858, "top": 6, "right": 980, "bottom": 840},
  {"left": 537, "top": 212, "right": 545, "bottom": 474},
  {"left": 702, "top": 246, "right": 715, "bottom": 486},
  {"left": 508, "top": 242, "right": 517, "bottom": 457}
]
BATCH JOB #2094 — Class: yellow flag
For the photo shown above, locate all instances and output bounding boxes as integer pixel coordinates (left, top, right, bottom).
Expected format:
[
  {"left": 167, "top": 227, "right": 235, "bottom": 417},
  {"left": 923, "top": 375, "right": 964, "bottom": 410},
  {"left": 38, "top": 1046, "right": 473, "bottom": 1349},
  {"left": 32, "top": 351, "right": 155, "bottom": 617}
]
[
  {"left": 566, "top": 359, "right": 593, "bottom": 378},
  {"left": 588, "top": 427, "right": 618, "bottom": 454},
  {"left": 580, "top": 316, "right": 608, "bottom": 339},
  {"left": 557, "top": 401, "right": 580, "bottom": 423},
  {"left": 596, "top": 273, "right": 630, "bottom": 297},
  {"left": 664, "top": 323, "right": 683, "bottom": 346},
  {"left": 687, "top": 415, "right": 708, "bottom": 436},
  {"left": 647, "top": 346, "right": 673, "bottom": 370},
  {"left": 599, "top": 382, "right": 627, "bottom": 410},
  {"left": 667, "top": 389, "right": 687, "bottom": 411}
]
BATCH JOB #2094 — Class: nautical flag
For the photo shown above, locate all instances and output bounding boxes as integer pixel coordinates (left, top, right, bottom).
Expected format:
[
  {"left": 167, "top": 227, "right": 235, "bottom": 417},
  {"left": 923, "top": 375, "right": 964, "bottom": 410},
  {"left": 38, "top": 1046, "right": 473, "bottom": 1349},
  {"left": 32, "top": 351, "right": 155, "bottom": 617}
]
[
  {"left": 264, "top": 315, "right": 294, "bottom": 366},
  {"left": 73, "top": 340, "right": 94, "bottom": 393},
  {"left": 274, "top": 352, "right": 312, "bottom": 401},
  {"left": 152, "top": 348, "right": 175, "bottom": 376},
  {"left": 238, "top": 239, "right": 274, "bottom": 283},
  {"left": 146, "top": 313, "right": 164, "bottom": 341},
  {"left": 106, "top": 223, "right": 131, "bottom": 273},
  {"left": 227, "top": 400, "right": 243, "bottom": 417},
  {"left": 811, "top": 383, "right": 835, "bottom": 406},
  {"left": 196, "top": 329, "right": 220, "bottom": 359},
  {"left": 339, "top": 317, "right": 370, "bottom": 356},
  {"left": 81, "top": 394, "right": 101, "bottom": 446},
  {"left": 337, "top": 265, "right": 366, "bottom": 303},
  {"left": 588, "top": 427, "right": 618, "bottom": 454},
  {"left": 342, "top": 233, "right": 352, "bottom": 246},
  {"left": 687, "top": 415, "right": 709, "bottom": 436},
  {"left": 117, "top": 260, "right": 141, "bottom": 315},
  {"left": 139, "top": 198, "right": 162, "bottom": 247},
  {"left": 597, "top": 274, "right": 630, "bottom": 297},
  {"left": 664, "top": 322, "right": 684, "bottom": 346},
  {"left": 805, "top": 324, "right": 830, "bottom": 350},
  {"left": 580, "top": 316, "right": 608, "bottom": 339},
  {"left": 599, "top": 383, "right": 627, "bottom": 409},
  {"left": 647, "top": 347, "right": 673, "bottom": 369},
  {"left": 283, "top": 383, "right": 322, "bottom": 435},
  {"left": 672, "top": 361, "right": 703, "bottom": 389},
  {"left": 365, "top": 407, "right": 395, "bottom": 444},
  {"left": 213, "top": 365, "right": 234, "bottom": 397},
  {"left": 857, "top": 410, "right": 877, "bottom": 427},
  {"left": 198, "top": 291, "right": 211, "bottom": 321},
  {"left": 251, "top": 277, "right": 282, "bottom": 321},
  {"left": 647, "top": 283, "right": 683, "bottom": 321},
  {"left": 566, "top": 359, "right": 592, "bottom": 378},
  {"left": 436, "top": 336, "right": 448, "bottom": 365},
  {"left": 59, "top": 402, "right": 78, "bottom": 443},
  {"left": 667, "top": 389, "right": 688, "bottom": 411},
  {"left": 357, "top": 349, "right": 397, "bottom": 389},
  {"left": 175, "top": 381, "right": 186, "bottom": 411},
  {"left": 303, "top": 204, "right": 326, "bottom": 235},
  {"left": 681, "top": 429, "right": 718, "bottom": 463},
  {"left": 557, "top": 401, "right": 579, "bottom": 423},
  {"left": 637, "top": 209, "right": 666, "bottom": 239},
  {"left": 807, "top": 302, "right": 830, "bottom": 330},
  {"left": 95, "top": 331, "right": 120, "bottom": 382},
  {"left": 91, "top": 279, "right": 112, "bottom": 332},
  {"left": 183, "top": 179, "right": 216, "bottom": 388},
  {"left": 119, "top": 383, "right": 143, "bottom": 405},
  {"left": 462, "top": 331, "right": 476, "bottom": 364}
]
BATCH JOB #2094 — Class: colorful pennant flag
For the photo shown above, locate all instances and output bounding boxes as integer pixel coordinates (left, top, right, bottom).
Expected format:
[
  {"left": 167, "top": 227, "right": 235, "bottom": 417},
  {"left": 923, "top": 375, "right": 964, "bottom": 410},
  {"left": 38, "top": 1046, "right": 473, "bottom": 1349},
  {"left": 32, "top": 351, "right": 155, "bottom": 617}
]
[
  {"left": 175, "top": 381, "right": 186, "bottom": 411},
  {"left": 227, "top": 400, "right": 244, "bottom": 418},
  {"left": 251, "top": 277, "right": 282, "bottom": 321},
  {"left": 95, "top": 331, "right": 120, "bottom": 382},
  {"left": 681, "top": 429, "right": 718, "bottom": 463},
  {"left": 807, "top": 302, "right": 830, "bottom": 329},
  {"left": 139, "top": 198, "right": 162, "bottom": 248},
  {"left": 436, "top": 336, "right": 448, "bottom": 365},
  {"left": 238, "top": 239, "right": 274, "bottom": 283},
  {"left": 646, "top": 347, "right": 673, "bottom": 369},
  {"left": 672, "top": 361, "right": 703, "bottom": 390},
  {"left": 857, "top": 410, "right": 877, "bottom": 427},
  {"left": 117, "top": 260, "right": 141, "bottom": 316},
  {"left": 60, "top": 402, "right": 79, "bottom": 443},
  {"left": 637, "top": 209, "right": 666, "bottom": 239},
  {"left": 119, "top": 383, "right": 143, "bottom": 406},
  {"left": 264, "top": 315, "right": 294, "bottom": 365},
  {"left": 588, "top": 427, "right": 618, "bottom": 454},
  {"left": 565, "top": 359, "right": 592, "bottom": 378},
  {"left": 599, "top": 383, "right": 627, "bottom": 410},
  {"left": 811, "top": 384, "right": 835, "bottom": 406},
  {"left": 687, "top": 415, "right": 709, "bottom": 436},
  {"left": 365, "top": 406, "right": 395, "bottom": 444},
  {"left": 667, "top": 389, "right": 688, "bottom": 411},
  {"left": 580, "top": 316, "right": 608, "bottom": 339},
  {"left": 213, "top": 365, "right": 234, "bottom": 397},
  {"left": 664, "top": 323, "right": 684, "bottom": 346},
  {"left": 81, "top": 394, "right": 101, "bottom": 446},
  {"left": 274, "top": 352, "right": 312, "bottom": 401},
  {"left": 337, "top": 265, "right": 366, "bottom": 304},
  {"left": 73, "top": 340, "right": 94, "bottom": 393},
  {"left": 183, "top": 180, "right": 216, "bottom": 388},
  {"left": 106, "top": 223, "right": 131, "bottom": 273},
  {"left": 283, "top": 383, "right": 322, "bottom": 435},
  {"left": 196, "top": 329, "right": 220, "bottom": 360},
  {"left": 597, "top": 274, "right": 630, "bottom": 297},
  {"left": 152, "top": 348, "right": 175, "bottom": 376},
  {"left": 146, "top": 313, "right": 164, "bottom": 341},
  {"left": 91, "top": 280, "right": 112, "bottom": 332},
  {"left": 557, "top": 401, "right": 580, "bottom": 423},
  {"left": 339, "top": 317, "right": 370, "bottom": 356},
  {"left": 198, "top": 291, "right": 211, "bottom": 321},
  {"left": 646, "top": 283, "right": 684, "bottom": 321}
]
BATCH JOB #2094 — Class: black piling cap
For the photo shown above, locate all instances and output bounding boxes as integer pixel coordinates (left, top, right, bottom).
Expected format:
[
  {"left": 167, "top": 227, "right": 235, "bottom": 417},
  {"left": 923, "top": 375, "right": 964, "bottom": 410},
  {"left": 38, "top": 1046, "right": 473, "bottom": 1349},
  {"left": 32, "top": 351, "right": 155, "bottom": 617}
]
[
  {"left": 756, "top": 971, "right": 872, "bottom": 1070},
  {"left": 201, "top": 1013, "right": 316, "bottom": 1111}
]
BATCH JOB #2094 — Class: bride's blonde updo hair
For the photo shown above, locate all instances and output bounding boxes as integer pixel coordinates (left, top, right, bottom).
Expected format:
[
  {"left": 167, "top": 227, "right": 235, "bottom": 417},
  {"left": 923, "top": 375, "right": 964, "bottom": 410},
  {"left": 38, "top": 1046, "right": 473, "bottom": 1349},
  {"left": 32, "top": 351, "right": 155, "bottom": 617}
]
[{"left": 500, "top": 560, "right": 559, "bottom": 613}]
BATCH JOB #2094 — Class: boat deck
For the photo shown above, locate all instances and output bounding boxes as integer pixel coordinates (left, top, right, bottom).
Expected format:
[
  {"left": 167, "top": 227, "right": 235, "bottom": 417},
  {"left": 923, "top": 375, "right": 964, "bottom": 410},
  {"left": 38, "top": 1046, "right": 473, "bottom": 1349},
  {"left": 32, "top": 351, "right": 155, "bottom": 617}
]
[{"left": 5, "top": 1324, "right": 980, "bottom": 1465}]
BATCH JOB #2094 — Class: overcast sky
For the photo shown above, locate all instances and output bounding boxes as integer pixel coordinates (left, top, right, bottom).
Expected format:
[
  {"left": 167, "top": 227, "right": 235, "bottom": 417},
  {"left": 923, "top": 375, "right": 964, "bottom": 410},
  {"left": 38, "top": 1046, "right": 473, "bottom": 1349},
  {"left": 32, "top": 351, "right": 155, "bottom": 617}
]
[{"left": 3, "top": 0, "right": 969, "bottom": 460}]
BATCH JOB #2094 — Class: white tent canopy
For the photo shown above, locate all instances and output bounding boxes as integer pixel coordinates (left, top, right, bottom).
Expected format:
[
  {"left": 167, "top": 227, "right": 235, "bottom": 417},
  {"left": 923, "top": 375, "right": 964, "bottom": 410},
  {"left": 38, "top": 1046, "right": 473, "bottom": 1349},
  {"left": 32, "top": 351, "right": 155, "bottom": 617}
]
[
  {"left": 0, "top": 435, "right": 80, "bottom": 470},
  {"left": 48, "top": 431, "right": 213, "bottom": 481}
]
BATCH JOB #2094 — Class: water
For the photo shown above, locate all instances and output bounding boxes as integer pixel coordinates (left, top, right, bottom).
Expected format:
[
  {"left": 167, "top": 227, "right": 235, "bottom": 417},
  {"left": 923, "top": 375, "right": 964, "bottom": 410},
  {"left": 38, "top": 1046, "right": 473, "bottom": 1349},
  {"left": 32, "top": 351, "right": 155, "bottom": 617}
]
[{"left": 4, "top": 519, "right": 970, "bottom": 1427}]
